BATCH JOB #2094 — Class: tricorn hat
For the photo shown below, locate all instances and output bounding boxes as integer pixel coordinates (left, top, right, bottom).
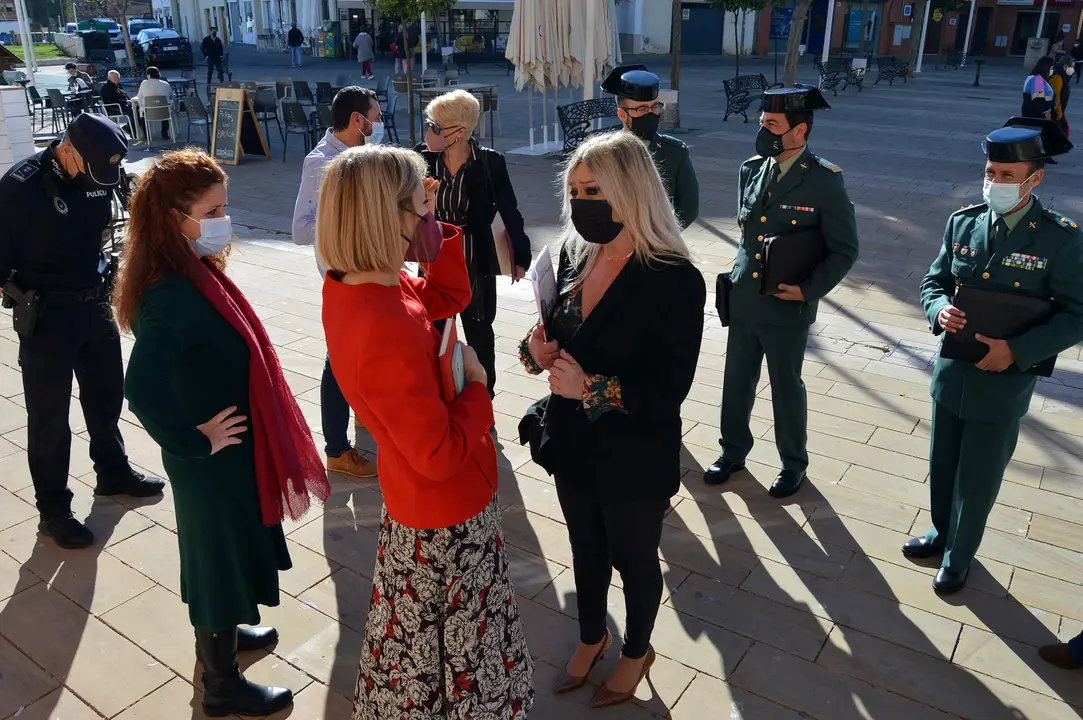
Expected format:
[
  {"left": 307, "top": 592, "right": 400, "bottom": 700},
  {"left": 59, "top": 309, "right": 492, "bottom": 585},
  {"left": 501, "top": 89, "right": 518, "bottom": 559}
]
[
  {"left": 761, "top": 86, "right": 832, "bottom": 113},
  {"left": 601, "top": 64, "right": 660, "bottom": 102},
  {"left": 983, "top": 117, "right": 1072, "bottom": 162}
]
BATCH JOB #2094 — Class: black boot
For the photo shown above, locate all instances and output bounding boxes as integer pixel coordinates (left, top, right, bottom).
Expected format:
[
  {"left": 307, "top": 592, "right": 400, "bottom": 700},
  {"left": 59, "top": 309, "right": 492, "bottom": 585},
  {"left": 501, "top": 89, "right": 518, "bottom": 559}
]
[{"left": 195, "top": 628, "right": 293, "bottom": 717}]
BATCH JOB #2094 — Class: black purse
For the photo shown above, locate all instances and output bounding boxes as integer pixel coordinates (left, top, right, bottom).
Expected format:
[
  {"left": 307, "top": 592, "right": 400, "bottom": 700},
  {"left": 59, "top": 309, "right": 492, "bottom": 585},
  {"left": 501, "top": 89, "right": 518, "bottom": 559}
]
[{"left": 518, "top": 395, "right": 556, "bottom": 475}]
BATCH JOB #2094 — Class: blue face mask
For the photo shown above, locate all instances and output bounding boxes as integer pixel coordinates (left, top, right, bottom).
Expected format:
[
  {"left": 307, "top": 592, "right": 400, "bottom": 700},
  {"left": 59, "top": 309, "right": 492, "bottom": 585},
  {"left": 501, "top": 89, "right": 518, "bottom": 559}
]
[
  {"left": 982, "top": 173, "right": 1036, "bottom": 215},
  {"left": 183, "top": 212, "right": 233, "bottom": 257}
]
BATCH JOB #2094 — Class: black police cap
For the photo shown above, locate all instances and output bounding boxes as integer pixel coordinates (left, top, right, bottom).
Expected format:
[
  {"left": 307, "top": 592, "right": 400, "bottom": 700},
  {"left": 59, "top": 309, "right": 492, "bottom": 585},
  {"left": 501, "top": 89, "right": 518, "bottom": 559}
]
[
  {"left": 65, "top": 112, "right": 128, "bottom": 186},
  {"left": 761, "top": 86, "right": 832, "bottom": 113},
  {"left": 983, "top": 117, "right": 1072, "bottom": 163},
  {"left": 601, "top": 64, "right": 660, "bottom": 102}
]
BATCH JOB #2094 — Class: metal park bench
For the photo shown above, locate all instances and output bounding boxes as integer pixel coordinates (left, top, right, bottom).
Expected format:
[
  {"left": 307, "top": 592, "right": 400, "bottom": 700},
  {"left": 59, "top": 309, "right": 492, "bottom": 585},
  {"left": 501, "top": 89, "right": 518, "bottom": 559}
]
[
  {"left": 875, "top": 56, "right": 909, "bottom": 85},
  {"left": 723, "top": 73, "right": 783, "bottom": 122},
  {"left": 557, "top": 97, "right": 620, "bottom": 155}
]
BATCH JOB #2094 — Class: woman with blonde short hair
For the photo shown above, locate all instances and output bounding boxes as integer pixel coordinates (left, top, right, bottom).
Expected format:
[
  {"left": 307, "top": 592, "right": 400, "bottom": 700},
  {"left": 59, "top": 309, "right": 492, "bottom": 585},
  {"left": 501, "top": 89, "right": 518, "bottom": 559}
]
[
  {"left": 416, "top": 89, "right": 532, "bottom": 401},
  {"left": 518, "top": 131, "right": 706, "bottom": 708},
  {"left": 317, "top": 144, "right": 535, "bottom": 720}
]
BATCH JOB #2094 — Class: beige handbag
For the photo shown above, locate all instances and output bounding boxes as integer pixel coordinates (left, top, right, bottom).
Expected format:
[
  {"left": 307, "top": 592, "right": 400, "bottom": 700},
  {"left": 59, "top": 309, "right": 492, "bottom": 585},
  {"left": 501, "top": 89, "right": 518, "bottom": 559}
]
[{"left": 480, "top": 150, "right": 515, "bottom": 276}]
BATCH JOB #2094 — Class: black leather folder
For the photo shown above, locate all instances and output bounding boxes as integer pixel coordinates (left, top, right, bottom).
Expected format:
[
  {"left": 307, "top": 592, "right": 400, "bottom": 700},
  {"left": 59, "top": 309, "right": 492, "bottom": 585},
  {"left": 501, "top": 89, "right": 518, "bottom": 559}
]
[
  {"left": 940, "top": 285, "right": 1060, "bottom": 377},
  {"left": 715, "top": 272, "right": 732, "bottom": 327},
  {"left": 761, "top": 229, "right": 828, "bottom": 295}
]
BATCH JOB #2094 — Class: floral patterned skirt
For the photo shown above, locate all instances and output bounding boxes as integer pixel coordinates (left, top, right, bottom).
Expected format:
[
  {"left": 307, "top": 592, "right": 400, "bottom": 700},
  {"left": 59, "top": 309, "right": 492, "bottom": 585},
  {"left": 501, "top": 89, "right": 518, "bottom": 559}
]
[{"left": 352, "top": 499, "right": 535, "bottom": 720}]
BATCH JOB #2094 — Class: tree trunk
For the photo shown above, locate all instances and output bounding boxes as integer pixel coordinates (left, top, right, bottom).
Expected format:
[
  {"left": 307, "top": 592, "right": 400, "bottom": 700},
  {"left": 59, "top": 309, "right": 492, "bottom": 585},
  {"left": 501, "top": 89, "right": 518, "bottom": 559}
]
[
  {"left": 858, "top": 0, "right": 869, "bottom": 53},
  {"left": 733, "top": 10, "right": 741, "bottom": 77},
  {"left": 402, "top": 20, "right": 416, "bottom": 145},
  {"left": 118, "top": 12, "right": 136, "bottom": 69},
  {"left": 783, "top": 0, "right": 813, "bottom": 86},
  {"left": 905, "top": 0, "right": 927, "bottom": 77},
  {"left": 670, "top": 0, "right": 681, "bottom": 128}
]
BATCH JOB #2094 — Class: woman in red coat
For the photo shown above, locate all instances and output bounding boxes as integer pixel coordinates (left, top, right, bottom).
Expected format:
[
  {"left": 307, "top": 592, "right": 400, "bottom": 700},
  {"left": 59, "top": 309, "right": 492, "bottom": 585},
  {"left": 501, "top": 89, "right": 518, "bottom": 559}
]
[{"left": 316, "top": 144, "right": 534, "bottom": 719}]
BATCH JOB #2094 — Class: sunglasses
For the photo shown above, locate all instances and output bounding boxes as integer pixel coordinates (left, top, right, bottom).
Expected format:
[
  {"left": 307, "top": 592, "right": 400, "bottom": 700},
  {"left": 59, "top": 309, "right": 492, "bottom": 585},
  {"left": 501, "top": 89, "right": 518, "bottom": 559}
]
[
  {"left": 425, "top": 119, "right": 462, "bottom": 136},
  {"left": 622, "top": 102, "right": 666, "bottom": 118}
]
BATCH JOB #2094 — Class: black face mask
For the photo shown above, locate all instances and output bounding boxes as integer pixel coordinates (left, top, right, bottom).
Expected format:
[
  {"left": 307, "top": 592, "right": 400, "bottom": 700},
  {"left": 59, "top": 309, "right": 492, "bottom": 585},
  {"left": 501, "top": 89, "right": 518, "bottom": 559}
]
[
  {"left": 570, "top": 199, "right": 624, "bottom": 245},
  {"left": 755, "top": 126, "right": 788, "bottom": 158},
  {"left": 628, "top": 112, "right": 660, "bottom": 141}
]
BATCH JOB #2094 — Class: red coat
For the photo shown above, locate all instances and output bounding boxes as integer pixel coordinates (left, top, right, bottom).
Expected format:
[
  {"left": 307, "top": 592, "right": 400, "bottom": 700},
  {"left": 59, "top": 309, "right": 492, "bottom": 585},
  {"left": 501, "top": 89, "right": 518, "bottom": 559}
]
[{"left": 322, "top": 223, "right": 498, "bottom": 529}]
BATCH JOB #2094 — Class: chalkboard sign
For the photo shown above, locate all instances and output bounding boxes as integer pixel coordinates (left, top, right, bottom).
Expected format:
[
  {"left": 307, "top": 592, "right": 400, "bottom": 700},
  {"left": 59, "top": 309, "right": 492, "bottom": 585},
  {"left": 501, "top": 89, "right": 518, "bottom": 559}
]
[{"left": 211, "top": 88, "right": 269, "bottom": 165}]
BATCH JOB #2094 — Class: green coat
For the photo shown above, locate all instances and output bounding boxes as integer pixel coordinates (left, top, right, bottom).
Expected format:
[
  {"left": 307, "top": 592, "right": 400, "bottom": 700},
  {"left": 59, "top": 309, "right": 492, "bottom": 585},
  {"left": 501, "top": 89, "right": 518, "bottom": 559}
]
[
  {"left": 124, "top": 274, "right": 291, "bottom": 631},
  {"left": 649, "top": 132, "right": 699, "bottom": 229},
  {"left": 730, "top": 147, "right": 860, "bottom": 326},
  {"left": 920, "top": 199, "right": 1083, "bottom": 421}
]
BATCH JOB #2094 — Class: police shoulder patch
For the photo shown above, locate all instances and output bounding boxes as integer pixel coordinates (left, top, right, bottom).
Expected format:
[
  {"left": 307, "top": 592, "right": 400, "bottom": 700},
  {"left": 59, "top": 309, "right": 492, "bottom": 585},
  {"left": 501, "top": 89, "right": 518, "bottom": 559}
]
[
  {"left": 951, "top": 202, "right": 987, "bottom": 217},
  {"left": 1044, "top": 208, "right": 1080, "bottom": 232},
  {"left": 815, "top": 155, "right": 842, "bottom": 173},
  {"left": 9, "top": 160, "right": 40, "bottom": 183},
  {"left": 657, "top": 133, "right": 688, "bottom": 152}
]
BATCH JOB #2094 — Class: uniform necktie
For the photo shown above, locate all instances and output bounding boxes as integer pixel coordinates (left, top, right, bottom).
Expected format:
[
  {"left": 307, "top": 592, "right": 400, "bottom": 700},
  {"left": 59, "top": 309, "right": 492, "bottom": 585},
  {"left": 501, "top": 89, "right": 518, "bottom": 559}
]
[
  {"left": 991, "top": 218, "right": 1008, "bottom": 250},
  {"left": 765, "top": 164, "right": 780, "bottom": 199}
]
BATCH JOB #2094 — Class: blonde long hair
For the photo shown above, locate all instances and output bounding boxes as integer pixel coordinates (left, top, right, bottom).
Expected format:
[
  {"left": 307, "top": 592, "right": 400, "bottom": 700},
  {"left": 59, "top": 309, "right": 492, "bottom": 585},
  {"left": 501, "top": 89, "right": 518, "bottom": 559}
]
[
  {"left": 559, "top": 131, "right": 689, "bottom": 288},
  {"left": 316, "top": 145, "right": 428, "bottom": 274}
]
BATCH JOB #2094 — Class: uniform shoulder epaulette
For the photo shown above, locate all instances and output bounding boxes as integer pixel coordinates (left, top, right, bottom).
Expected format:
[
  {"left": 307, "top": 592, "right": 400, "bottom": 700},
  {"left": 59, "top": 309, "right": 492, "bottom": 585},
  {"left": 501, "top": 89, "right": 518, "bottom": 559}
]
[
  {"left": 7, "top": 158, "right": 40, "bottom": 183},
  {"left": 655, "top": 133, "right": 688, "bottom": 152},
  {"left": 1044, "top": 207, "right": 1080, "bottom": 231},
  {"left": 814, "top": 155, "right": 842, "bottom": 173},
  {"left": 950, "top": 202, "right": 987, "bottom": 217},
  {"left": 741, "top": 154, "right": 766, "bottom": 167}
]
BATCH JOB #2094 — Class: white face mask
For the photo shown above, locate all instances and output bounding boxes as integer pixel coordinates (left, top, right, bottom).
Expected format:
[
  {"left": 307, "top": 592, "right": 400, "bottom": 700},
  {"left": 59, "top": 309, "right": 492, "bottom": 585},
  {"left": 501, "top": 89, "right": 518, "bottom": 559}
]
[
  {"left": 982, "top": 174, "right": 1036, "bottom": 215},
  {"left": 368, "top": 121, "right": 385, "bottom": 145},
  {"left": 183, "top": 212, "right": 233, "bottom": 257},
  {"left": 1068, "top": 67, "right": 1076, "bottom": 76}
]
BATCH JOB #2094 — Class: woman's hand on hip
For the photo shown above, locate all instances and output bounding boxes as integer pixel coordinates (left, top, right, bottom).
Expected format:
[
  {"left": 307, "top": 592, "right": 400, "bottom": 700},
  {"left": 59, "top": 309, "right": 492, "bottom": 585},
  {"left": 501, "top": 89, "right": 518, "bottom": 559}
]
[
  {"left": 549, "top": 350, "right": 587, "bottom": 400},
  {"left": 198, "top": 406, "right": 247, "bottom": 454},
  {"left": 462, "top": 344, "right": 488, "bottom": 387},
  {"left": 527, "top": 325, "right": 559, "bottom": 370}
]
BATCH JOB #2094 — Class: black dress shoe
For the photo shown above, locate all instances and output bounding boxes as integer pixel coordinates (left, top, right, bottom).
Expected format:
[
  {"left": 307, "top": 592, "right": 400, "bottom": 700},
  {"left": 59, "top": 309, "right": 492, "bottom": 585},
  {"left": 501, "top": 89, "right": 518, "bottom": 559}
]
[
  {"left": 703, "top": 456, "right": 745, "bottom": 486},
  {"left": 901, "top": 537, "right": 945, "bottom": 559},
  {"left": 38, "top": 515, "right": 94, "bottom": 549},
  {"left": 768, "top": 469, "right": 806, "bottom": 498},
  {"left": 933, "top": 567, "right": 968, "bottom": 594},
  {"left": 94, "top": 470, "right": 165, "bottom": 498}
]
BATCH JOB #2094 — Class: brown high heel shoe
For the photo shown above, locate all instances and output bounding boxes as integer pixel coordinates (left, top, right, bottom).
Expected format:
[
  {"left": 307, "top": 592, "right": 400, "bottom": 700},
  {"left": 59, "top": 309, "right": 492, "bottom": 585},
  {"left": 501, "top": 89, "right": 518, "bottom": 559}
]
[
  {"left": 589, "top": 645, "right": 656, "bottom": 709},
  {"left": 553, "top": 632, "right": 613, "bottom": 694}
]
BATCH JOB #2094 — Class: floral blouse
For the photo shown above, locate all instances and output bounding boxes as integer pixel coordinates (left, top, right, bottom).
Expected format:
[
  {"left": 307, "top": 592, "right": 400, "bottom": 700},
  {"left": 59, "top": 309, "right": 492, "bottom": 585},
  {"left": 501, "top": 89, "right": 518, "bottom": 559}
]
[{"left": 517, "top": 287, "right": 626, "bottom": 422}]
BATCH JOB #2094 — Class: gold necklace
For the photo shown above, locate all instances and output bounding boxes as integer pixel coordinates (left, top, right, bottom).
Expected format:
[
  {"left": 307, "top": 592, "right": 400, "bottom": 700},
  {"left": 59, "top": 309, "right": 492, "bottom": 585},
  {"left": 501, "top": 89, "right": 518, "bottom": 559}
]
[{"left": 604, "top": 249, "right": 633, "bottom": 261}]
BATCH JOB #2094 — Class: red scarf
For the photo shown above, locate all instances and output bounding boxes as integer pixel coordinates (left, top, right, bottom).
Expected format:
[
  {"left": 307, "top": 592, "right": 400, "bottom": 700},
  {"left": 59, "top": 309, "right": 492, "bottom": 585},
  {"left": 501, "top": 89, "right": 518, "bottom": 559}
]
[{"left": 192, "top": 258, "right": 330, "bottom": 526}]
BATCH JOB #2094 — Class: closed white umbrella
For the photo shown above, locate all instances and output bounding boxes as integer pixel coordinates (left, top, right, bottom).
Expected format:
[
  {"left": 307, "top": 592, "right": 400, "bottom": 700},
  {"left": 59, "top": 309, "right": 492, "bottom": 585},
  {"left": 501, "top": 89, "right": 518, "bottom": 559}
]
[{"left": 506, "top": 0, "right": 544, "bottom": 149}]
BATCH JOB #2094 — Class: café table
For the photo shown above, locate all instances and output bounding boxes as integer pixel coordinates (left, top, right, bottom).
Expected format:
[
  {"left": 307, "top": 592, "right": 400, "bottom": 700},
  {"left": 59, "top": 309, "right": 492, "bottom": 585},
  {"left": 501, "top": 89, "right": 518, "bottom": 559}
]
[{"left": 414, "top": 82, "right": 497, "bottom": 149}]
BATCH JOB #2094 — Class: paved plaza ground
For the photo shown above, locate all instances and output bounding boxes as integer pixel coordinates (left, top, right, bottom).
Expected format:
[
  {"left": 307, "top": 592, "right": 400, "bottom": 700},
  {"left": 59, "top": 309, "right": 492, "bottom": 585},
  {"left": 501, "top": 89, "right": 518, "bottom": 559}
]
[{"left": 5, "top": 49, "right": 1083, "bottom": 719}]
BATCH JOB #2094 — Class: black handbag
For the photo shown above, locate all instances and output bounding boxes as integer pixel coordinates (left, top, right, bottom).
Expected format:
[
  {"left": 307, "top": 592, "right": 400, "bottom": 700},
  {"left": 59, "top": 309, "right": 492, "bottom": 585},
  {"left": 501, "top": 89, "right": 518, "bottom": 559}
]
[
  {"left": 715, "top": 272, "right": 732, "bottom": 327},
  {"left": 518, "top": 395, "right": 556, "bottom": 475}
]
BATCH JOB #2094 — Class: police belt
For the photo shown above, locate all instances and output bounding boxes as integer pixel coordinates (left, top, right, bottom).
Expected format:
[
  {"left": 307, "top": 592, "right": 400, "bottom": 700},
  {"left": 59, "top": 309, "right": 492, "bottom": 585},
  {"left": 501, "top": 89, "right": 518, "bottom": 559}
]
[{"left": 40, "top": 282, "right": 107, "bottom": 305}]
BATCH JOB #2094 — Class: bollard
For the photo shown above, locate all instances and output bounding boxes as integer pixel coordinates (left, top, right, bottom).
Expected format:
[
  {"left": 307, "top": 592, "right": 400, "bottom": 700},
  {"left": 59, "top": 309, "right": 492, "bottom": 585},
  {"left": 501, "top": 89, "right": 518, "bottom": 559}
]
[{"left": 973, "top": 59, "right": 984, "bottom": 87}]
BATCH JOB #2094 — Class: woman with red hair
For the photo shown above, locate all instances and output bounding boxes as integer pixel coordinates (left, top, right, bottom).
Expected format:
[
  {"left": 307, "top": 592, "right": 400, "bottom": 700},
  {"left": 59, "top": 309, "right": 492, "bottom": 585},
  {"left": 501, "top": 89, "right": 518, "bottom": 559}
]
[{"left": 114, "top": 148, "right": 330, "bottom": 717}]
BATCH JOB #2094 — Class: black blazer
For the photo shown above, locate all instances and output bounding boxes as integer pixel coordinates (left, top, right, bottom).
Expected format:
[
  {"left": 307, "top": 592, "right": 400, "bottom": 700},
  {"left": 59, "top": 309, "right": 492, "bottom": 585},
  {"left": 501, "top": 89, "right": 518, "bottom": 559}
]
[
  {"left": 415, "top": 141, "right": 531, "bottom": 275},
  {"left": 101, "top": 81, "right": 130, "bottom": 107},
  {"left": 545, "top": 247, "right": 706, "bottom": 502}
]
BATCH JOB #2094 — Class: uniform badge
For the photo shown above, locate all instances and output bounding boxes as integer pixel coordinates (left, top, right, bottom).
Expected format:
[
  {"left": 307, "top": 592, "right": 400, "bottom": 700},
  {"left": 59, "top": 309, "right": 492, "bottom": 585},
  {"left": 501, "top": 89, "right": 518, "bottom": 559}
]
[
  {"left": 109, "top": 154, "right": 122, "bottom": 164},
  {"left": 800, "top": 163, "right": 808, "bottom": 170},
  {"left": 1028, "top": 221, "right": 1037, "bottom": 229},
  {"left": 10, "top": 161, "right": 39, "bottom": 183},
  {"left": 53, "top": 197, "right": 68, "bottom": 214}
]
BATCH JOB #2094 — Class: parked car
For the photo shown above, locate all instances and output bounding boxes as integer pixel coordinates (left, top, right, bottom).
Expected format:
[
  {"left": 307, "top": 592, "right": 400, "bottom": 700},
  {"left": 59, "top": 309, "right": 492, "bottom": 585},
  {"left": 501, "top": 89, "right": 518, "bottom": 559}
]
[
  {"left": 94, "top": 18, "right": 124, "bottom": 47},
  {"left": 133, "top": 29, "right": 193, "bottom": 67},
  {"left": 64, "top": 22, "right": 77, "bottom": 33},
  {"left": 128, "top": 18, "right": 161, "bottom": 37}
]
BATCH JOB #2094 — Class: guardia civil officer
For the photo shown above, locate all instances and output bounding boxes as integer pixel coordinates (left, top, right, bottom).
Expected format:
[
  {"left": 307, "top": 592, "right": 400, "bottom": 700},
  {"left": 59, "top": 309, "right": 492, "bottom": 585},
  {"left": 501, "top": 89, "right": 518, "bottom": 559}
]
[
  {"left": 703, "top": 87, "right": 859, "bottom": 498},
  {"left": 0, "top": 113, "right": 164, "bottom": 550},
  {"left": 906, "top": 118, "right": 1083, "bottom": 594},
  {"left": 601, "top": 64, "right": 699, "bottom": 229}
]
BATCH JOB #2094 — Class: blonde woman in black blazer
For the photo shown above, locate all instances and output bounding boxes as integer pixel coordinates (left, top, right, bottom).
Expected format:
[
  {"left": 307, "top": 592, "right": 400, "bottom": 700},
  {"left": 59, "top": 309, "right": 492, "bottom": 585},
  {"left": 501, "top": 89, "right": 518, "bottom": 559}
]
[{"left": 518, "top": 131, "right": 705, "bottom": 709}]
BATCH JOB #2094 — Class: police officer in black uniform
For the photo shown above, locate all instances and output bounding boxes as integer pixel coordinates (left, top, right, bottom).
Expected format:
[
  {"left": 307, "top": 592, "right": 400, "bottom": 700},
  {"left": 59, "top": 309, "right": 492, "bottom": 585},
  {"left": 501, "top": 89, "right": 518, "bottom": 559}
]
[{"left": 0, "top": 113, "right": 164, "bottom": 550}]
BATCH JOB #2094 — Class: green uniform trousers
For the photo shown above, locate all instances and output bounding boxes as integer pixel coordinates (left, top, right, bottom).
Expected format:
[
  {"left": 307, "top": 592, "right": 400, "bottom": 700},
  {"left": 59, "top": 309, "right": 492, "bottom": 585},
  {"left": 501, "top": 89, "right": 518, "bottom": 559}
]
[
  {"left": 720, "top": 322, "right": 810, "bottom": 473},
  {"left": 925, "top": 400, "right": 1020, "bottom": 572}
]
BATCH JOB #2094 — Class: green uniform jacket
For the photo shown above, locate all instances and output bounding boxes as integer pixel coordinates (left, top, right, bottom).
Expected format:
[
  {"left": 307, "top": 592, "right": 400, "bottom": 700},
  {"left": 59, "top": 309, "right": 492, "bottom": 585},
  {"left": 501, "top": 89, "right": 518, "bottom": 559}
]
[
  {"left": 124, "top": 274, "right": 291, "bottom": 630},
  {"left": 649, "top": 132, "right": 699, "bottom": 229},
  {"left": 920, "top": 199, "right": 1083, "bottom": 421},
  {"left": 730, "top": 147, "right": 860, "bottom": 326}
]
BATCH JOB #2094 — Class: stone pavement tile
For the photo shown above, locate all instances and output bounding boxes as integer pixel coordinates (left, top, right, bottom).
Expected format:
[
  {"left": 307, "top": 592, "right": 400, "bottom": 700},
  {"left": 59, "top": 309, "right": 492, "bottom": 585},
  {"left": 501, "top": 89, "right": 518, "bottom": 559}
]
[
  {"left": 1009, "top": 569, "right": 1083, "bottom": 624},
  {"left": 0, "top": 635, "right": 59, "bottom": 720},
  {"left": 535, "top": 558, "right": 689, "bottom": 626},
  {"left": 817, "top": 626, "right": 1082, "bottom": 720},
  {"left": 749, "top": 391, "right": 877, "bottom": 444},
  {"left": 666, "top": 494, "right": 811, "bottom": 546},
  {"left": 297, "top": 567, "right": 373, "bottom": 635},
  {"left": 657, "top": 520, "right": 761, "bottom": 589},
  {"left": 503, "top": 544, "right": 568, "bottom": 600},
  {"left": 840, "top": 555, "right": 1059, "bottom": 647},
  {"left": 261, "top": 598, "right": 365, "bottom": 697},
  {"left": 826, "top": 381, "right": 931, "bottom": 422},
  {"left": 805, "top": 430, "right": 928, "bottom": 482},
  {"left": 1028, "top": 514, "right": 1083, "bottom": 554},
  {"left": 0, "top": 435, "right": 19, "bottom": 462},
  {"left": 798, "top": 480, "right": 920, "bottom": 534},
  {"left": 682, "top": 419, "right": 772, "bottom": 454},
  {"left": 977, "top": 528, "right": 1083, "bottom": 584},
  {"left": 0, "top": 452, "right": 33, "bottom": 494},
  {"left": 107, "top": 525, "right": 182, "bottom": 595},
  {"left": 287, "top": 510, "right": 379, "bottom": 577},
  {"left": 741, "top": 558, "right": 962, "bottom": 658},
  {"left": 673, "top": 470, "right": 812, "bottom": 529},
  {"left": 994, "top": 481, "right": 1083, "bottom": 527},
  {"left": 0, "top": 484, "right": 35, "bottom": 535},
  {"left": 665, "top": 571, "right": 834, "bottom": 661},
  {"left": 728, "top": 642, "right": 956, "bottom": 720},
  {"left": 264, "top": 680, "right": 353, "bottom": 720},
  {"left": 0, "top": 583, "right": 173, "bottom": 717},
  {"left": 838, "top": 463, "right": 929, "bottom": 505},
  {"left": 101, "top": 585, "right": 199, "bottom": 678},
  {"left": 1041, "top": 468, "right": 1083, "bottom": 500},
  {"left": 665, "top": 496, "right": 852, "bottom": 581},
  {"left": 111, "top": 677, "right": 213, "bottom": 720},
  {"left": 0, "top": 550, "right": 38, "bottom": 603},
  {"left": 527, "top": 661, "right": 658, "bottom": 720},
  {"left": 277, "top": 538, "right": 340, "bottom": 598},
  {"left": 502, "top": 508, "right": 575, "bottom": 569},
  {"left": 1001, "top": 460, "right": 1051, "bottom": 490},
  {"left": 1022, "top": 413, "right": 1083, "bottom": 443},
  {"left": 955, "top": 625, "right": 1083, "bottom": 709},
  {"left": 0, "top": 397, "right": 25, "bottom": 436},
  {"left": 9, "top": 687, "right": 101, "bottom": 720},
  {"left": 912, "top": 504, "right": 1031, "bottom": 539},
  {"left": 866, "top": 426, "right": 930, "bottom": 460},
  {"left": 669, "top": 673, "right": 806, "bottom": 720}
]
